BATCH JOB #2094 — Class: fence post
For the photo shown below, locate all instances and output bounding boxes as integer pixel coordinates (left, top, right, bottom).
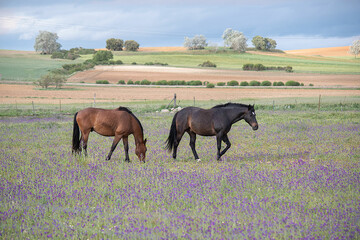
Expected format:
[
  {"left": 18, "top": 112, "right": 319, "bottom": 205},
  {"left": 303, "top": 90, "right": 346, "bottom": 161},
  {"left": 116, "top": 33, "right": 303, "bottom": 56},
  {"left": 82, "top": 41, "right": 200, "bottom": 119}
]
[
  {"left": 174, "top": 93, "right": 176, "bottom": 108},
  {"left": 93, "top": 93, "right": 96, "bottom": 107},
  {"left": 59, "top": 100, "right": 62, "bottom": 113},
  {"left": 32, "top": 101, "right": 35, "bottom": 115},
  {"left": 318, "top": 94, "right": 321, "bottom": 112}
]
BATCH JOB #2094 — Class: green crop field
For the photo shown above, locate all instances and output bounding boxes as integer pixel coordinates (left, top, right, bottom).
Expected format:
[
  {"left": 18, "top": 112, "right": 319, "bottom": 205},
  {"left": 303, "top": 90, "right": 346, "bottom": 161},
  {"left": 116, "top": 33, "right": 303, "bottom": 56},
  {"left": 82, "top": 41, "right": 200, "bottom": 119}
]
[{"left": 1, "top": 49, "right": 360, "bottom": 83}]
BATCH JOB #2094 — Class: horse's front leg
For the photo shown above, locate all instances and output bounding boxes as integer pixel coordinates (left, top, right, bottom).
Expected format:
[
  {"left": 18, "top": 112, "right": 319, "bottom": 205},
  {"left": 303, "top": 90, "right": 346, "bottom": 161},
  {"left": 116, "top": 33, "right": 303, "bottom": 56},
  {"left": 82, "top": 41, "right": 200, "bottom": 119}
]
[
  {"left": 219, "top": 134, "right": 231, "bottom": 159},
  {"left": 106, "top": 135, "right": 122, "bottom": 161},
  {"left": 123, "top": 137, "right": 130, "bottom": 162}
]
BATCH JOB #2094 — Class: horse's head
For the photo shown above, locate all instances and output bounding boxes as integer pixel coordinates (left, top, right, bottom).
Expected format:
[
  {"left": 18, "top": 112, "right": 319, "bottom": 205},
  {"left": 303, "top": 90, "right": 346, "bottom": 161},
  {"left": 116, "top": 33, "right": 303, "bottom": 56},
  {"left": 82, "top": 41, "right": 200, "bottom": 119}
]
[
  {"left": 135, "top": 138, "right": 147, "bottom": 162},
  {"left": 244, "top": 105, "right": 258, "bottom": 130}
]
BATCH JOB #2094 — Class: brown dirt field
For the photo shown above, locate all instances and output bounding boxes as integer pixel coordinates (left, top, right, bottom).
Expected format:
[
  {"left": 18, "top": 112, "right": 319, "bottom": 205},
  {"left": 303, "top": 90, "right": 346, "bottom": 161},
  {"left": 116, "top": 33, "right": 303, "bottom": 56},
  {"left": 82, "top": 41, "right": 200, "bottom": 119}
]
[
  {"left": 285, "top": 46, "right": 350, "bottom": 57},
  {"left": 69, "top": 65, "right": 360, "bottom": 88},
  {"left": 1, "top": 83, "right": 359, "bottom": 105}
]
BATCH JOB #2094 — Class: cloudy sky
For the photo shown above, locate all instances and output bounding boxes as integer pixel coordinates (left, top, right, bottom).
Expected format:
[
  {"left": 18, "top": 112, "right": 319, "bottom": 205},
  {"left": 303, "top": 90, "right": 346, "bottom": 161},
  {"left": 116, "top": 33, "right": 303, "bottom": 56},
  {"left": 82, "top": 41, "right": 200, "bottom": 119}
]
[{"left": 0, "top": 0, "right": 359, "bottom": 51}]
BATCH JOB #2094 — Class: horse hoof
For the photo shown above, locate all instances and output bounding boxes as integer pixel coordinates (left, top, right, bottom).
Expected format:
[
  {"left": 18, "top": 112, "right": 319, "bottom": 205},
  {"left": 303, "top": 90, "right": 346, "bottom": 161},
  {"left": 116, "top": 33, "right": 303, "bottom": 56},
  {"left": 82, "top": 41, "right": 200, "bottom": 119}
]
[{"left": 196, "top": 159, "right": 201, "bottom": 162}]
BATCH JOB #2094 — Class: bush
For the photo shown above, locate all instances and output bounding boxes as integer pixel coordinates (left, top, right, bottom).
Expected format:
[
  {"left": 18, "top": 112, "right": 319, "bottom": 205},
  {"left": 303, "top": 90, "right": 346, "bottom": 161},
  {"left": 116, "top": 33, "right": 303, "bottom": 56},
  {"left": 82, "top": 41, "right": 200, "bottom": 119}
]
[
  {"left": 240, "top": 81, "right": 249, "bottom": 86},
  {"left": 217, "top": 82, "right": 225, "bottom": 86},
  {"left": 187, "top": 80, "right": 203, "bottom": 86},
  {"left": 154, "top": 80, "right": 168, "bottom": 85},
  {"left": 96, "top": 80, "right": 109, "bottom": 84},
  {"left": 227, "top": 80, "right": 239, "bottom": 86},
  {"left": 249, "top": 80, "right": 261, "bottom": 86},
  {"left": 285, "top": 66, "right": 293, "bottom": 72},
  {"left": 141, "top": 79, "right": 151, "bottom": 85},
  {"left": 261, "top": 81, "right": 272, "bottom": 86},
  {"left": 285, "top": 80, "right": 300, "bottom": 86},
  {"left": 134, "top": 81, "right": 141, "bottom": 85},
  {"left": 117, "top": 80, "right": 125, "bottom": 84},
  {"left": 254, "top": 63, "right": 265, "bottom": 71},
  {"left": 242, "top": 63, "right": 254, "bottom": 71},
  {"left": 93, "top": 51, "right": 113, "bottom": 62},
  {"left": 309, "top": 83, "right": 314, "bottom": 86},
  {"left": 206, "top": 83, "right": 215, "bottom": 88},
  {"left": 127, "top": 80, "right": 134, "bottom": 85},
  {"left": 199, "top": 60, "right": 216, "bottom": 68}
]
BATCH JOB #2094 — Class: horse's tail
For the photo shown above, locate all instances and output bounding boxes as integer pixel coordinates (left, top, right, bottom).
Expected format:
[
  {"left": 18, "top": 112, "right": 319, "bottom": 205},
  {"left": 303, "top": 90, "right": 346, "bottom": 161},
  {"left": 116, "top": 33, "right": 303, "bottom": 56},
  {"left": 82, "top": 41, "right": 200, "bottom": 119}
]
[
  {"left": 72, "top": 112, "right": 81, "bottom": 153},
  {"left": 165, "top": 112, "right": 179, "bottom": 152}
]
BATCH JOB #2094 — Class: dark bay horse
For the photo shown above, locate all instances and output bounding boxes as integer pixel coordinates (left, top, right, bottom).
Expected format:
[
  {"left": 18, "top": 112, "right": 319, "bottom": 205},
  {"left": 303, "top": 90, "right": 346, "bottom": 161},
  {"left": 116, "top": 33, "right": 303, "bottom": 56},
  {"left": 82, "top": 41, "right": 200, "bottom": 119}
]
[
  {"left": 165, "top": 103, "right": 258, "bottom": 161},
  {"left": 72, "top": 107, "right": 147, "bottom": 162}
]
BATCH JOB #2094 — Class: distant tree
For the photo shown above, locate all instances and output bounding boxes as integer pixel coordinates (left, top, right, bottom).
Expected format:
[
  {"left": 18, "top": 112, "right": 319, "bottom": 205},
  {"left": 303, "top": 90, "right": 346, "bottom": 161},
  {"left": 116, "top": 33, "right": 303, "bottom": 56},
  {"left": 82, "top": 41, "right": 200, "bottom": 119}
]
[
  {"left": 124, "top": 40, "right": 140, "bottom": 51},
  {"left": 35, "top": 73, "right": 66, "bottom": 89},
  {"left": 222, "top": 28, "right": 247, "bottom": 52},
  {"left": 93, "top": 50, "right": 113, "bottom": 62},
  {"left": 106, "top": 38, "right": 124, "bottom": 51},
  {"left": 349, "top": 39, "right": 360, "bottom": 58},
  {"left": 34, "top": 31, "right": 61, "bottom": 54},
  {"left": 252, "top": 36, "right": 277, "bottom": 50},
  {"left": 183, "top": 35, "right": 208, "bottom": 50}
]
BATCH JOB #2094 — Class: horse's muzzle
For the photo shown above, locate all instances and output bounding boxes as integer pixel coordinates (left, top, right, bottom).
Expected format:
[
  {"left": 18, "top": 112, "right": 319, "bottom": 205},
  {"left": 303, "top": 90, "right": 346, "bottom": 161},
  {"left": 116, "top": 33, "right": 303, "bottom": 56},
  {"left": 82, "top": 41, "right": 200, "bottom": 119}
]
[{"left": 252, "top": 124, "right": 258, "bottom": 130}]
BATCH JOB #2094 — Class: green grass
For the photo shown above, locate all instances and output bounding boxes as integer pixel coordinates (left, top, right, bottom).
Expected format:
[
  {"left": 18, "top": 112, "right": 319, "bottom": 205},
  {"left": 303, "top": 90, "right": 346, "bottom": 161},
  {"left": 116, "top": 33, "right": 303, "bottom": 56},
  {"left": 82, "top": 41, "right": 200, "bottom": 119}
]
[
  {"left": 0, "top": 49, "right": 359, "bottom": 83},
  {"left": 112, "top": 50, "right": 360, "bottom": 74}
]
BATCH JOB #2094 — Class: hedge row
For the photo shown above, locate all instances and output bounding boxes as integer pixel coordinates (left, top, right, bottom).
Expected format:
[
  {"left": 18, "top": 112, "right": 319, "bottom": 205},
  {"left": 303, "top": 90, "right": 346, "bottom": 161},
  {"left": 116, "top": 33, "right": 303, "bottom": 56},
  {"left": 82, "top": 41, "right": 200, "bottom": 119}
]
[
  {"left": 216, "top": 80, "right": 305, "bottom": 86},
  {"left": 243, "top": 63, "right": 293, "bottom": 72},
  {"left": 112, "top": 79, "right": 308, "bottom": 87}
]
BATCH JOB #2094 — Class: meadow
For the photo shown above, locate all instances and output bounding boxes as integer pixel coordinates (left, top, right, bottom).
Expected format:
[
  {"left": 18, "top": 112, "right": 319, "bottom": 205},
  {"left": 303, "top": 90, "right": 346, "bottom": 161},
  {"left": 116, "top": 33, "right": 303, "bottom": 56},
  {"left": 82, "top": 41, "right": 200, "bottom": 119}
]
[
  {"left": 1, "top": 106, "right": 359, "bottom": 239},
  {"left": 1, "top": 49, "right": 360, "bottom": 83}
]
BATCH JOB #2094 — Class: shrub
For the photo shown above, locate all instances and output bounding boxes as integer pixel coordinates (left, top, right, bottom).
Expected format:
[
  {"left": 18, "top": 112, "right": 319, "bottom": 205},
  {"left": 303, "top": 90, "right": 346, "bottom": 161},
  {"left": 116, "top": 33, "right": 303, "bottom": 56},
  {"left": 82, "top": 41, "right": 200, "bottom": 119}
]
[
  {"left": 187, "top": 80, "right": 203, "bottom": 86},
  {"left": 273, "top": 82, "right": 278, "bottom": 86},
  {"left": 261, "top": 81, "right": 272, "bottom": 86},
  {"left": 93, "top": 50, "right": 113, "bottom": 62},
  {"left": 154, "top": 80, "right": 168, "bottom": 85},
  {"left": 51, "top": 51, "right": 64, "bottom": 59},
  {"left": 285, "top": 80, "right": 300, "bottom": 86},
  {"left": 309, "top": 83, "right": 314, "bottom": 86},
  {"left": 285, "top": 66, "right": 293, "bottom": 72},
  {"left": 240, "top": 81, "right": 249, "bottom": 86},
  {"left": 254, "top": 63, "right": 265, "bottom": 71},
  {"left": 249, "top": 80, "right": 261, "bottom": 86},
  {"left": 217, "top": 82, "right": 225, "bottom": 86},
  {"left": 206, "top": 83, "right": 215, "bottom": 88},
  {"left": 134, "top": 81, "right": 141, "bottom": 85},
  {"left": 96, "top": 80, "right": 109, "bottom": 84},
  {"left": 242, "top": 63, "right": 254, "bottom": 71},
  {"left": 117, "top": 80, "right": 125, "bottom": 84},
  {"left": 227, "top": 80, "right": 239, "bottom": 86},
  {"left": 127, "top": 80, "right": 134, "bottom": 85},
  {"left": 131, "top": 62, "right": 137, "bottom": 65},
  {"left": 277, "top": 81, "right": 284, "bottom": 86},
  {"left": 199, "top": 60, "right": 216, "bottom": 68},
  {"left": 141, "top": 79, "right": 151, "bottom": 85}
]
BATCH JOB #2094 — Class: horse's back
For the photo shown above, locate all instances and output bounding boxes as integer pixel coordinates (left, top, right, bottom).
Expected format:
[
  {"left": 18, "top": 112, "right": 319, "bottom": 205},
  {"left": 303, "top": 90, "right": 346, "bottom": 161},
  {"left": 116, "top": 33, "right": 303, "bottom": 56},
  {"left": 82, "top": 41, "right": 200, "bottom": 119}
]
[
  {"left": 76, "top": 108, "right": 131, "bottom": 136},
  {"left": 177, "top": 107, "right": 216, "bottom": 136}
]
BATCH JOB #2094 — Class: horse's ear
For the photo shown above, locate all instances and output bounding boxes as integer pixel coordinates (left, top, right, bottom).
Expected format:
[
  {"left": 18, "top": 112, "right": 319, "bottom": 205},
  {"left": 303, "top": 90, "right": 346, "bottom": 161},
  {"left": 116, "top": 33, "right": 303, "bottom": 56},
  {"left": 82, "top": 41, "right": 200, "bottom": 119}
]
[{"left": 144, "top": 138, "right": 147, "bottom": 144}]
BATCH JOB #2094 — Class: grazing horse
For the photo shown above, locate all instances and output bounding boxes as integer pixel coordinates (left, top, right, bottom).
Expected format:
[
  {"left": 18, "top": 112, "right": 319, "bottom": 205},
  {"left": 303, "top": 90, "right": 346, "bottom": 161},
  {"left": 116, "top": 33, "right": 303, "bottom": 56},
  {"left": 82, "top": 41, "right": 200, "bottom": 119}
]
[
  {"left": 72, "top": 107, "right": 147, "bottom": 162},
  {"left": 165, "top": 103, "right": 258, "bottom": 161}
]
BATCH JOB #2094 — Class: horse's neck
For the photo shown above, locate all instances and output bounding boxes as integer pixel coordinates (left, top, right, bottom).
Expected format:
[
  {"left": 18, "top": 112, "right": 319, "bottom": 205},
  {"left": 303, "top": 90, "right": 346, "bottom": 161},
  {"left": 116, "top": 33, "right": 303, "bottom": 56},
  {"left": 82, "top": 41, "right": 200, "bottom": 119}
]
[
  {"left": 224, "top": 107, "right": 247, "bottom": 124},
  {"left": 132, "top": 117, "right": 144, "bottom": 144}
]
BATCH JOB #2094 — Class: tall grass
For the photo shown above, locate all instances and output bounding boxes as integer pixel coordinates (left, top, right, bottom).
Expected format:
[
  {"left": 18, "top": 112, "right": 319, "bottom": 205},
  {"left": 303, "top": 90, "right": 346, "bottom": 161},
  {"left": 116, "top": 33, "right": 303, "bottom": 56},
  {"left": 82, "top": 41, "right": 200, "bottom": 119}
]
[{"left": 0, "top": 110, "right": 359, "bottom": 239}]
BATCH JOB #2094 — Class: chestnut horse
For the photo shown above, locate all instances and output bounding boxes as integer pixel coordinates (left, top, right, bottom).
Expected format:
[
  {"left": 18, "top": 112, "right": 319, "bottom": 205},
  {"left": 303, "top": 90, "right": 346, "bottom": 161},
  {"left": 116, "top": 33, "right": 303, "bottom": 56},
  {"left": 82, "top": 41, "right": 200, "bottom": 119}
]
[
  {"left": 165, "top": 103, "right": 258, "bottom": 161},
  {"left": 72, "top": 107, "right": 147, "bottom": 162}
]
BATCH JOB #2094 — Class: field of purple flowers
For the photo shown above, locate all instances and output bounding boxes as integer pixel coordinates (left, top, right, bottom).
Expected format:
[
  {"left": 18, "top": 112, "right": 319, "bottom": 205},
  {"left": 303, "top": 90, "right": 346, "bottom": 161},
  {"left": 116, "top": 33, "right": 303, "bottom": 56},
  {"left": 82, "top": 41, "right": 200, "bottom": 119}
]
[{"left": 1, "top": 111, "right": 359, "bottom": 239}]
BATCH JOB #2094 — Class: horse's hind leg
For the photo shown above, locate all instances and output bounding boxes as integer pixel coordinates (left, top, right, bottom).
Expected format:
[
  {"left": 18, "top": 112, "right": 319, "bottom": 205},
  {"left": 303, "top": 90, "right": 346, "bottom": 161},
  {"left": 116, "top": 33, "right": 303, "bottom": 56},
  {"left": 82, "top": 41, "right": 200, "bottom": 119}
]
[
  {"left": 189, "top": 131, "right": 200, "bottom": 160},
  {"left": 106, "top": 135, "right": 122, "bottom": 161},
  {"left": 173, "top": 130, "right": 185, "bottom": 159},
  {"left": 81, "top": 130, "right": 90, "bottom": 156}
]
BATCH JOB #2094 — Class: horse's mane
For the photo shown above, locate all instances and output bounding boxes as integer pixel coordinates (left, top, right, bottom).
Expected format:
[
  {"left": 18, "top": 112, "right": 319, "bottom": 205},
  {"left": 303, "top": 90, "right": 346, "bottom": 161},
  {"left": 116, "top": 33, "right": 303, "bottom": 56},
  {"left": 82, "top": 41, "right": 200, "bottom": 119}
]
[
  {"left": 116, "top": 107, "right": 144, "bottom": 134},
  {"left": 212, "top": 102, "right": 251, "bottom": 109}
]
